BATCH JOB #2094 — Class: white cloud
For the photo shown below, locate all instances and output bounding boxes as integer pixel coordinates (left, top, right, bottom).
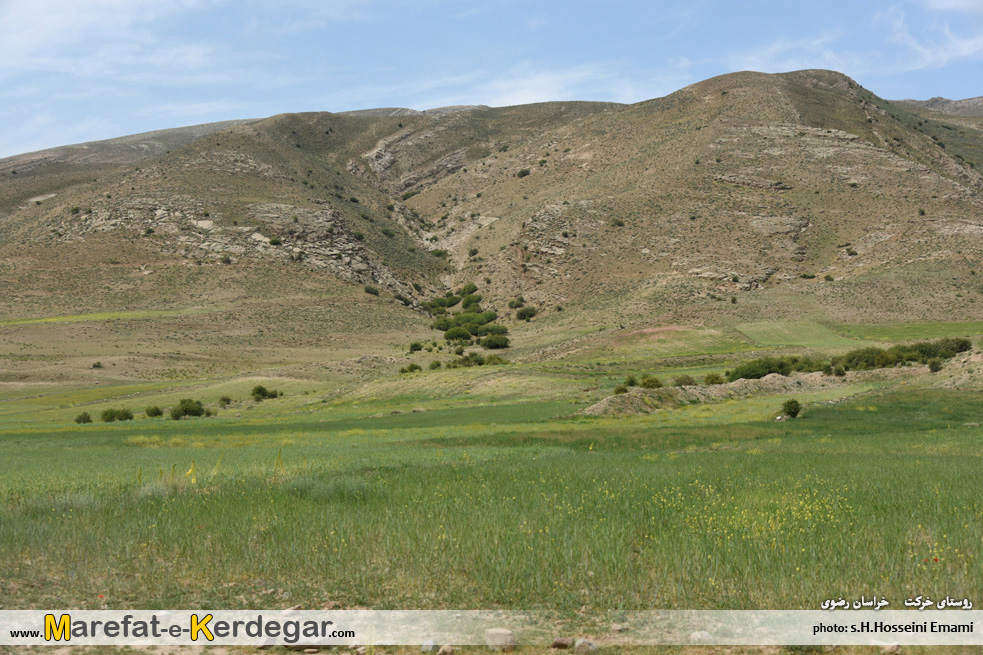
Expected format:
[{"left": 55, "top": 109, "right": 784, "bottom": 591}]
[
  {"left": 921, "top": 0, "right": 983, "bottom": 12},
  {"left": 885, "top": 5, "right": 983, "bottom": 69},
  {"left": 727, "top": 32, "right": 867, "bottom": 76}
]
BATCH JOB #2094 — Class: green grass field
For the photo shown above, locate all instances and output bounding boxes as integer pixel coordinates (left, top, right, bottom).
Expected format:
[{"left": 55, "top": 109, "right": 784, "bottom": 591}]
[{"left": 2, "top": 383, "right": 981, "bottom": 613}]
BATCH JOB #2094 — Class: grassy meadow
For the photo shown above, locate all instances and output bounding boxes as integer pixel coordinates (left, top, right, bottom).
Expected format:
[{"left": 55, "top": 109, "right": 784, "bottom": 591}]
[{"left": 2, "top": 354, "right": 981, "bottom": 615}]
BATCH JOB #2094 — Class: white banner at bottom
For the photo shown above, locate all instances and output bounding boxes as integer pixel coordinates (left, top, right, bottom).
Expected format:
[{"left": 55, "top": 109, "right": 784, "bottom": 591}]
[{"left": 1, "top": 610, "right": 979, "bottom": 647}]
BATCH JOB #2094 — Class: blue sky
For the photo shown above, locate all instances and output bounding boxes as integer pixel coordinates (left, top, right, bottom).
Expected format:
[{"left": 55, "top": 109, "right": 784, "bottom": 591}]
[{"left": 1, "top": 0, "right": 981, "bottom": 158}]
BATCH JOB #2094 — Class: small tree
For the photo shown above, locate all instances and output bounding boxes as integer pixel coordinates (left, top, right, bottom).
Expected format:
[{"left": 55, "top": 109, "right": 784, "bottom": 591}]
[
  {"left": 613, "top": 384, "right": 629, "bottom": 394},
  {"left": 481, "top": 335, "right": 510, "bottom": 349},
  {"left": 928, "top": 358, "right": 943, "bottom": 372},
  {"left": 516, "top": 306, "right": 537, "bottom": 322},
  {"left": 641, "top": 375, "right": 663, "bottom": 389},
  {"left": 75, "top": 412, "right": 92, "bottom": 424},
  {"left": 145, "top": 405, "right": 163, "bottom": 418},
  {"left": 704, "top": 373, "right": 725, "bottom": 385},
  {"left": 782, "top": 399, "right": 802, "bottom": 418},
  {"left": 673, "top": 375, "right": 696, "bottom": 387}
]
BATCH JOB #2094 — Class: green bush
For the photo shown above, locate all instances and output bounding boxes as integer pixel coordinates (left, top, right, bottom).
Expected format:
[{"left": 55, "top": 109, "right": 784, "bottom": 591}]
[
  {"left": 268, "top": 237, "right": 282, "bottom": 246},
  {"left": 517, "top": 169, "right": 531, "bottom": 178},
  {"left": 460, "top": 283, "right": 478, "bottom": 295},
  {"left": 613, "top": 384, "right": 629, "bottom": 394},
  {"left": 429, "top": 360, "right": 442, "bottom": 370},
  {"left": 625, "top": 375, "right": 638, "bottom": 387},
  {"left": 640, "top": 375, "right": 663, "bottom": 389},
  {"left": 364, "top": 285, "right": 379, "bottom": 296},
  {"left": 928, "top": 358, "right": 943, "bottom": 372},
  {"left": 145, "top": 405, "right": 163, "bottom": 418},
  {"left": 74, "top": 412, "right": 92, "bottom": 424},
  {"left": 516, "top": 306, "right": 537, "bottom": 321},
  {"left": 400, "top": 363, "right": 423, "bottom": 374},
  {"left": 727, "top": 356, "right": 827, "bottom": 382},
  {"left": 171, "top": 399, "right": 205, "bottom": 419},
  {"left": 409, "top": 342, "right": 423, "bottom": 352},
  {"left": 476, "top": 323, "right": 508, "bottom": 336},
  {"left": 444, "top": 326, "right": 472, "bottom": 341},
  {"left": 219, "top": 396, "right": 232, "bottom": 407},
  {"left": 251, "top": 386, "right": 279, "bottom": 402},
  {"left": 673, "top": 375, "right": 696, "bottom": 387},
  {"left": 782, "top": 399, "right": 802, "bottom": 418},
  {"left": 704, "top": 373, "right": 725, "bottom": 385},
  {"left": 100, "top": 408, "right": 133, "bottom": 422},
  {"left": 481, "top": 335, "right": 510, "bottom": 349},
  {"left": 508, "top": 297, "right": 525, "bottom": 309}
]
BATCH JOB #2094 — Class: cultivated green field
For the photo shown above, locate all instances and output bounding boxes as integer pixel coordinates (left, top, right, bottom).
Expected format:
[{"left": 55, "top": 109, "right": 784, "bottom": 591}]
[{"left": 2, "top": 380, "right": 981, "bottom": 613}]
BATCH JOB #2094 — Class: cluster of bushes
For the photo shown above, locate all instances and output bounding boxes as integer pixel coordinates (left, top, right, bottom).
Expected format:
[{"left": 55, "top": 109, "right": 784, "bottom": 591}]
[
  {"left": 100, "top": 408, "right": 134, "bottom": 422},
  {"left": 424, "top": 282, "right": 511, "bottom": 350},
  {"left": 170, "top": 398, "right": 209, "bottom": 420},
  {"left": 252, "top": 385, "right": 281, "bottom": 401},
  {"left": 831, "top": 338, "right": 970, "bottom": 372},
  {"left": 614, "top": 371, "right": 725, "bottom": 394},
  {"left": 724, "top": 338, "right": 971, "bottom": 382},
  {"left": 446, "top": 352, "right": 508, "bottom": 368},
  {"left": 726, "top": 356, "right": 827, "bottom": 382}
]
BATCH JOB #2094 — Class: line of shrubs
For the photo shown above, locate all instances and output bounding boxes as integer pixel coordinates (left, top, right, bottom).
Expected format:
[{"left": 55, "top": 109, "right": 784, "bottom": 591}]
[
  {"left": 724, "top": 338, "right": 971, "bottom": 382},
  {"left": 613, "top": 372, "right": 726, "bottom": 394},
  {"left": 423, "top": 282, "right": 512, "bottom": 349}
]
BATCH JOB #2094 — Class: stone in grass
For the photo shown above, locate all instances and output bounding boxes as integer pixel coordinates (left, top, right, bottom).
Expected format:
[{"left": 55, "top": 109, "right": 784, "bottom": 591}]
[
  {"left": 551, "top": 637, "right": 574, "bottom": 649},
  {"left": 574, "top": 639, "right": 597, "bottom": 653},
  {"left": 422, "top": 640, "right": 438, "bottom": 653},
  {"left": 485, "top": 628, "right": 517, "bottom": 651}
]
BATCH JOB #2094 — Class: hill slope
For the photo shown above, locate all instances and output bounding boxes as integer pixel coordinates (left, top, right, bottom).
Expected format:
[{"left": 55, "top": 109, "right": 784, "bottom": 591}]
[{"left": 1, "top": 70, "right": 981, "bottom": 383}]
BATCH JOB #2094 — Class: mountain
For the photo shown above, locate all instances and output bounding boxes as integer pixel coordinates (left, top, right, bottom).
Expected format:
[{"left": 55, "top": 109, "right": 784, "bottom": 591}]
[
  {"left": 899, "top": 96, "right": 983, "bottom": 117},
  {"left": 1, "top": 69, "right": 981, "bottom": 384}
]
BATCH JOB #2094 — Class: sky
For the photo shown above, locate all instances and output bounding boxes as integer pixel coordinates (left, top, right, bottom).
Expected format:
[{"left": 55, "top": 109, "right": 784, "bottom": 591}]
[{"left": 1, "top": 0, "right": 982, "bottom": 158}]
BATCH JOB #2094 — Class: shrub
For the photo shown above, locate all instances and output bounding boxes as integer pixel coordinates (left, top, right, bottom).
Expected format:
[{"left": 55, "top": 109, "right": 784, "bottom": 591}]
[
  {"left": 469, "top": 247, "right": 479, "bottom": 257},
  {"left": 353, "top": 232, "right": 365, "bottom": 241},
  {"left": 611, "top": 218, "right": 625, "bottom": 227},
  {"left": 431, "top": 317, "right": 454, "bottom": 331},
  {"left": 517, "top": 169, "right": 531, "bottom": 178},
  {"left": 75, "top": 412, "right": 92, "bottom": 424},
  {"left": 400, "top": 363, "right": 422, "bottom": 374},
  {"left": 625, "top": 375, "right": 638, "bottom": 387},
  {"left": 381, "top": 228, "right": 395, "bottom": 237},
  {"left": 727, "top": 356, "right": 826, "bottom": 382},
  {"left": 824, "top": 274, "right": 833, "bottom": 281},
  {"left": 444, "top": 326, "right": 472, "bottom": 341},
  {"left": 364, "top": 285, "right": 379, "bottom": 295},
  {"left": 508, "top": 297, "right": 525, "bottom": 309},
  {"left": 673, "top": 375, "right": 696, "bottom": 387},
  {"left": 92, "top": 362, "right": 103, "bottom": 369},
  {"left": 613, "top": 384, "right": 629, "bottom": 394},
  {"left": 516, "top": 306, "right": 537, "bottom": 321},
  {"left": 928, "top": 358, "right": 943, "bottom": 372},
  {"left": 833, "top": 365, "right": 846, "bottom": 377},
  {"left": 461, "top": 294, "right": 482, "bottom": 309},
  {"left": 172, "top": 399, "right": 205, "bottom": 419},
  {"left": 251, "top": 386, "right": 279, "bottom": 402},
  {"left": 409, "top": 342, "right": 423, "bottom": 352},
  {"left": 268, "top": 237, "right": 282, "bottom": 246},
  {"left": 429, "top": 360, "right": 442, "bottom": 370},
  {"left": 219, "top": 396, "right": 232, "bottom": 407},
  {"left": 640, "top": 375, "right": 663, "bottom": 389},
  {"left": 782, "top": 399, "right": 802, "bottom": 418},
  {"left": 220, "top": 255, "right": 232, "bottom": 264},
  {"left": 476, "top": 324, "right": 508, "bottom": 336},
  {"left": 481, "top": 335, "right": 510, "bottom": 349},
  {"left": 704, "top": 372, "right": 725, "bottom": 385},
  {"left": 145, "top": 405, "right": 163, "bottom": 418},
  {"left": 485, "top": 354, "right": 509, "bottom": 365},
  {"left": 100, "top": 408, "right": 133, "bottom": 422}
]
